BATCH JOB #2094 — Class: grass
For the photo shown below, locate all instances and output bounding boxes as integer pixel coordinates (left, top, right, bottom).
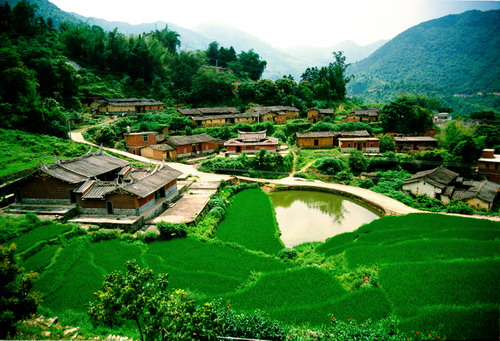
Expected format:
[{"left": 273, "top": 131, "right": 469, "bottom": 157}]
[
  {"left": 9, "top": 223, "right": 73, "bottom": 253},
  {"left": 0, "top": 128, "right": 89, "bottom": 180},
  {"left": 295, "top": 149, "right": 342, "bottom": 172},
  {"left": 215, "top": 188, "right": 284, "bottom": 255},
  {"left": 4, "top": 207, "right": 500, "bottom": 340}
]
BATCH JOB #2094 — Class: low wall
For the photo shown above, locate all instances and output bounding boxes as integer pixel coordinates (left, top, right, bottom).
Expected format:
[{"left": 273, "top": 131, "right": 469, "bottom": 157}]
[{"left": 269, "top": 185, "right": 387, "bottom": 216}]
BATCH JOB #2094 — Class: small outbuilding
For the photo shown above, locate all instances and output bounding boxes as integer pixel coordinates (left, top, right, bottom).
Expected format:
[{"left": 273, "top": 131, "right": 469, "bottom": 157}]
[
  {"left": 394, "top": 136, "right": 438, "bottom": 152},
  {"left": 225, "top": 130, "right": 279, "bottom": 154},
  {"left": 338, "top": 137, "right": 380, "bottom": 153},
  {"left": 75, "top": 164, "right": 182, "bottom": 215}
]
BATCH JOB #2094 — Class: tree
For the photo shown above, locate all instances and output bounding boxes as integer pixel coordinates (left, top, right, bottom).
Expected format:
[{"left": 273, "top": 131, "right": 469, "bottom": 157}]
[
  {"left": 378, "top": 135, "right": 396, "bottom": 152},
  {"left": 300, "top": 51, "right": 352, "bottom": 101},
  {"left": 88, "top": 260, "right": 221, "bottom": 341},
  {"left": 190, "top": 68, "right": 235, "bottom": 106},
  {"left": 0, "top": 244, "right": 39, "bottom": 339},
  {"left": 379, "top": 97, "right": 433, "bottom": 134},
  {"left": 230, "top": 49, "right": 267, "bottom": 80}
]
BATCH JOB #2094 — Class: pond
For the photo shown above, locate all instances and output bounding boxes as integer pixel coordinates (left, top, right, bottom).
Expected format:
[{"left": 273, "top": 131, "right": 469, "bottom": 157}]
[{"left": 270, "top": 190, "right": 382, "bottom": 247}]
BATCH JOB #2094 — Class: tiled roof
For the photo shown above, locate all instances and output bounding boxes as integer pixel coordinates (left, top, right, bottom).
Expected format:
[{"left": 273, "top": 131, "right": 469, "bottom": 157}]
[
  {"left": 78, "top": 165, "right": 182, "bottom": 199},
  {"left": 191, "top": 112, "right": 259, "bottom": 121},
  {"left": 40, "top": 149, "right": 129, "bottom": 183},
  {"left": 148, "top": 144, "right": 175, "bottom": 151},
  {"left": 98, "top": 98, "right": 164, "bottom": 107},
  {"left": 225, "top": 131, "right": 278, "bottom": 146},
  {"left": 403, "top": 166, "right": 459, "bottom": 189},
  {"left": 296, "top": 131, "right": 336, "bottom": 138},
  {"left": 394, "top": 137, "right": 437, "bottom": 142},
  {"left": 450, "top": 180, "right": 500, "bottom": 204},
  {"left": 166, "top": 133, "right": 218, "bottom": 146}
]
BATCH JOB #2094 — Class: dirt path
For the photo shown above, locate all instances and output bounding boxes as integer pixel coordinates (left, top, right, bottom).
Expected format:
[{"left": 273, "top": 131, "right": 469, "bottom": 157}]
[{"left": 70, "top": 132, "right": 500, "bottom": 221}]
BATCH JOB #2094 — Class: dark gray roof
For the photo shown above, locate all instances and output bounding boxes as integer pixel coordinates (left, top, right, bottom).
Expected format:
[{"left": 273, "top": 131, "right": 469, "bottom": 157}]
[
  {"left": 394, "top": 137, "right": 437, "bottom": 142},
  {"left": 147, "top": 144, "right": 175, "bottom": 151},
  {"left": 166, "top": 133, "right": 218, "bottom": 146},
  {"left": 352, "top": 108, "right": 380, "bottom": 116},
  {"left": 237, "top": 130, "right": 268, "bottom": 142},
  {"left": 296, "top": 131, "right": 336, "bottom": 138},
  {"left": 403, "top": 166, "right": 459, "bottom": 189},
  {"left": 78, "top": 165, "right": 182, "bottom": 199},
  {"left": 178, "top": 107, "right": 240, "bottom": 116},
  {"left": 98, "top": 98, "right": 164, "bottom": 107},
  {"left": 296, "top": 130, "right": 370, "bottom": 139},
  {"left": 308, "top": 108, "right": 335, "bottom": 114},
  {"left": 451, "top": 180, "right": 500, "bottom": 204},
  {"left": 250, "top": 106, "right": 299, "bottom": 113},
  {"left": 191, "top": 112, "right": 259, "bottom": 121},
  {"left": 40, "top": 149, "right": 129, "bottom": 183}
]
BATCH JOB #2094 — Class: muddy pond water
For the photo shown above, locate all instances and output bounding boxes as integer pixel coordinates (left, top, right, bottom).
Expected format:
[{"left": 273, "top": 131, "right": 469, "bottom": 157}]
[{"left": 270, "top": 190, "right": 382, "bottom": 247}]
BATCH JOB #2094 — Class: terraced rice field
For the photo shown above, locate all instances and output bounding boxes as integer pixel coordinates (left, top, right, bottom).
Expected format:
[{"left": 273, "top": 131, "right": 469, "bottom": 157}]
[{"left": 5, "top": 190, "right": 500, "bottom": 340}]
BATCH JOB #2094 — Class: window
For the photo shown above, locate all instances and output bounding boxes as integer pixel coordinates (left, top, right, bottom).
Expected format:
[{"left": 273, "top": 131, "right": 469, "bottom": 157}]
[
  {"left": 143, "top": 135, "right": 149, "bottom": 142},
  {"left": 347, "top": 143, "right": 351, "bottom": 147},
  {"left": 183, "top": 148, "right": 187, "bottom": 153},
  {"left": 314, "top": 139, "right": 319, "bottom": 146}
]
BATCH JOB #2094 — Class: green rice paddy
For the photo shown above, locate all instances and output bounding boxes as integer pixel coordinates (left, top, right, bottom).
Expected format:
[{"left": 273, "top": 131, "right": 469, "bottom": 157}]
[
  {"left": 215, "top": 188, "right": 284, "bottom": 254},
  {"left": 4, "top": 193, "right": 500, "bottom": 340}
]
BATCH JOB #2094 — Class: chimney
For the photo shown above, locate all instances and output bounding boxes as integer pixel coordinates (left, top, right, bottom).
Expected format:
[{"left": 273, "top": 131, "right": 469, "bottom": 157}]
[{"left": 482, "top": 149, "right": 495, "bottom": 158}]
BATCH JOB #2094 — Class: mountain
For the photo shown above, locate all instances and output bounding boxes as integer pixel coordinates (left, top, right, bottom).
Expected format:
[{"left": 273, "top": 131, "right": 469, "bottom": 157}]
[
  {"left": 281, "top": 40, "right": 388, "bottom": 67},
  {"left": 192, "top": 22, "right": 311, "bottom": 79},
  {"left": 1, "top": 0, "right": 81, "bottom": 26},
  {"left": 348, "top": 9, "right": 500, "bottom": 101},
  {"left": 68, "top": 14, "right": 212, "bottom": 51}
]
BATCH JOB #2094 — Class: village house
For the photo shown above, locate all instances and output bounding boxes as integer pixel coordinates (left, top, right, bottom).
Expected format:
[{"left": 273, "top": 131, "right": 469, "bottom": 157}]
[
  {"left": 477, "top": 149, "right": 500, "bottom": 183},
  {"left": 124, "top": 131, "right": 162, "bottom": 155},
  {"left": 441, "top": 179, "right": 500, "bottom": 210},
  {"left": 402, "top": 166, "right": 459, "bottom": 199},
  {"left": 307, "top": 108, "right": 335, "bottom": 123},
  {"left": 402, "top": 165, "right": 499, "bottom": 210},
  {"left": 343, "top": 108, "right": 380, "bottom": 123},
  {"left": 88, "top": 97, "right": 164, "bottom": 114},
  {"left": 160, "top": 133, "right": 223, "bottom": 159},
  {"left": 394, "top": 136, "right": 438, "bottom": 152},
  {"left": 225, "top": 130, "right": 279, "bottom": 154},
  {"left": 246, "top": 106, "right": 300, "bottom": 123},
  {"left": 75, "top": 164, "right": 182, "bottom": 216},
  {"left": 13, "top": 149, "right": 130, "bottom": 204},
  {"left": 177, "top": 107, "right": 258, "bottom": 127},
  {"left": 433, "top": 113, "right": 453, "bottom": 125},
  {"left": 296, "top": 130, "right": 371, "bottom": 149},
  {"left": 338, "top": 137, "right": 380, "bottom": 153}
]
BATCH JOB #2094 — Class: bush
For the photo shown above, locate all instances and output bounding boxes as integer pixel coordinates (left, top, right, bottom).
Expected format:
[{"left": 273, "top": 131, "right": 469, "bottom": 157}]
[
  {"left": 314, "top": 157, "right": 347, "bottom": 175},
  {"left": 208, "top": 206, "right": 226, "bottom": 220},
  {"left": 277, "top": 248, "right": 298, "bottom": 260},
  {"left": 358, "top": 179, "right": 375, "bottom": 189},
  {"left": 157, "top": 222, "right": 187, "bottom": 240},
  {"left": 214, "top": 301, "right": 287, "bottom": 340},
  {"left": 446, "top": 202, "right": 473, "bottom": 215}
]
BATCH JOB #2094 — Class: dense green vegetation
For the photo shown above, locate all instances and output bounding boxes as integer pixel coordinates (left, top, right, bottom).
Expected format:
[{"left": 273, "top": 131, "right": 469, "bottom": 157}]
[
  {"left": 3, "top": 192, "right": 499, "bottom": 339},
  {"left": 0, "top": 128, "right": 94, "bottom": 182},
  {"left": 215, "top": 188, "right": 284, "bottom": 254},
  {"left": 349, "top": 10, "right": 500, "bottom": 114}
]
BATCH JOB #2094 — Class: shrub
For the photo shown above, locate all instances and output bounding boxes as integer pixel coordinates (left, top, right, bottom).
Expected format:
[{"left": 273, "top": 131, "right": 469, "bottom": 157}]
[
  {"left": 358, "top": 179, "right": 375, "bottom": 189},
  {"left": 157, "top": 222, "right": 187, "bottom": 240},
  {"left": 277, "top": 248, "right": 298, "bottom": 260},
  {"left": 208, "top": 206, "right": 226, "bottom": 220},
  {"left": 314, "top": 157, "right": 347, "bottom": 175},
  {"left": 348, "top": 151, "right": 368, "bottom": 174},
  {"left": 445, "top": 201, "right": 473, "bottom": 215},
  {"left": 214, "top": 301, "right": 287, "bottom": 340}
]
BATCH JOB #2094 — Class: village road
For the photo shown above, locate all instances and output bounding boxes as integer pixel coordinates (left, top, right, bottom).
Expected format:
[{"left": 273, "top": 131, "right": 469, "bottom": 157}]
[{"left": 70, "top": 132, "right": 500, "bottom": 220}]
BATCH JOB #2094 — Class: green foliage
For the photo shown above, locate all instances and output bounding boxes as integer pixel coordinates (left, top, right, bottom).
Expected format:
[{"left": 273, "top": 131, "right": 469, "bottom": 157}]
[
  {"left": 0, "top": 128, "right": 89, "bottom": 180},
  {"left": 313, "top": 157, "right": 347, "bottom": 175},
  {"left": 379, "top": 96, "right": 433, "bottom": 134},
  {"left": 277, "top": 248, "right": 298, "bottom": 260},
  {"left": 301, "top": 51, "right": 352, "bottom": 101},
  {"left": 214, "top": 301, "right": 287, "bottom": 340},
  {"left": 157, "top": 222, "right": 187, "bottom": 240},
  {"left": 0, "top": 244, "right": 39, "bottom": 339},
  {"left": 378, "top": 135, "right": 396, "bottom": 152},
  {"left": 215, "top": 188, "right": 284, "bottom": 255},
  {"left": 87, "top": 260, "right": 221, "bottom": 341},
  {"left": 349, "top": 10, "right": 500, "bottom": 113},
  {"left": 348, "top": 150, "right": 368, "bottom": 174}
]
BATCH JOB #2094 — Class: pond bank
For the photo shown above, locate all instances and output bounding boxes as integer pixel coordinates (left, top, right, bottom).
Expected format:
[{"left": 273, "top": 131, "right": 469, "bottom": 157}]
[{"left": 237, "top": 176, "right": 422, "bottom": 216}]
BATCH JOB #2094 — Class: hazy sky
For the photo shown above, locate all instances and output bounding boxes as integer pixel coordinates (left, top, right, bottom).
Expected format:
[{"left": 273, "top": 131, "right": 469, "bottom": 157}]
[{"left": 49, "top": 0, "right": 499, "bottom": 47}]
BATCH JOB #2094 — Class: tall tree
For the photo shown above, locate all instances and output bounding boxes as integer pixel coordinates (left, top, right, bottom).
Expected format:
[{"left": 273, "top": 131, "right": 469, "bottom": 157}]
[{"left": 0, "top": 244, "right": 39, "bottom": 339}]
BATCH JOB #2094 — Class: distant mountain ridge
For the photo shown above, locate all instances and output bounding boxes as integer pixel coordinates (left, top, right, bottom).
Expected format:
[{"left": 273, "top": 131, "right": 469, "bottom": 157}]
[
  {"left": 1, "top": 0, "right": 387, "bottom": 79},
  {"left": 348, "top": 9, "right": 500, "bottom": 100}
]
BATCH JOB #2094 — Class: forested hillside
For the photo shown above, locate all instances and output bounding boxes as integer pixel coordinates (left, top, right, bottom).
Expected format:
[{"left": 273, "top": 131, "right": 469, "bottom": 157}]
[{"left": 349, "top": 10, "right": 500, "bottom": 109}]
